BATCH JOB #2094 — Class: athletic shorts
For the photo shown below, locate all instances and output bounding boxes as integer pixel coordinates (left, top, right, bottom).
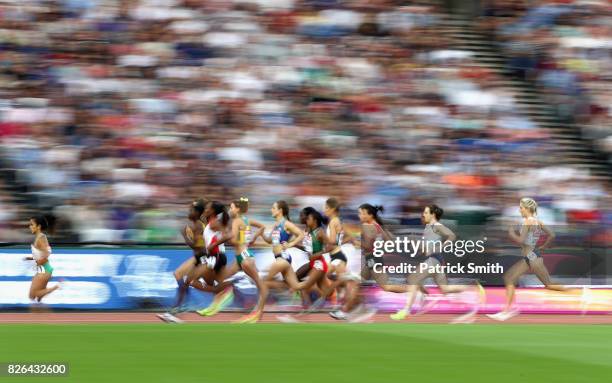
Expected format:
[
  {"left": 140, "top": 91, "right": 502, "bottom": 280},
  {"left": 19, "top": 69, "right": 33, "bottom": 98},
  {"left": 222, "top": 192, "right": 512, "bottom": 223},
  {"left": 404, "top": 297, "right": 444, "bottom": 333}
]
[
  {"left": 309, "top": 257, "right": 328, "bottom": 273},
  {"left": 193, "top": 250, "right": 205, "bottom": 265},
  {"left": 524, "top": 250, "right": 542, "bottom": 267},
  {"left": 200, "top": 253, "right": 227, "bottom": 273},
  {"left": 37, "top": 262, "right": 53, "bottom": 275},
  {"left": 236, "top": 249, "right": 254, "bottom": 268},
  {"left": 425, "top": 253, "right": 446, "bottom": 268},
  {"left": 274, "top": 252, "right": 292, "bottom": 264},
  {"left": 330, "top": 250, "right": 347, "bottom": 266}
]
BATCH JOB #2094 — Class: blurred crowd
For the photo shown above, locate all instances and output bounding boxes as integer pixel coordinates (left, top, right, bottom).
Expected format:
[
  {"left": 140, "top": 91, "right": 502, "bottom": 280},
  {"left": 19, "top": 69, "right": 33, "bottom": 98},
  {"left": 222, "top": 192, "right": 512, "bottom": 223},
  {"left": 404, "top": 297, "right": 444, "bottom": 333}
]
[
  {"left": 0, "top": 0, "right": 610, "bottom": 243},
  {"left": 481, "top": 0, "right": 612, "bottom": 161}
]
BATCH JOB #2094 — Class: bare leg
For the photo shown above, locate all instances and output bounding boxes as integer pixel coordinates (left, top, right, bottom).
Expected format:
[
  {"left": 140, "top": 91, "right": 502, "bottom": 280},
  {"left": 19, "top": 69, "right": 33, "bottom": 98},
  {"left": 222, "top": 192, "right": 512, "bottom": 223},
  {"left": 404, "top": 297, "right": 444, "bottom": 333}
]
[
  {"left": 173, "top": 258, "right": 196, "bottom": 308},
  {"left": 296, "top": 268, "right": 325, "bottom": 291},
  {"left": 342, "top": 280, "right": 361, "bottom": 312},
  {"left": 373, "top": 272, "right": 410, "bottom": 293},
  {"left": 400, "top": 271, "right": 431, "bottom": 314},
  {"left": 531, "top": 258, "right": 568, "bottom": 292},
  {"left": 240, "top": 258, "right": 268, "bottom": 315},
  {"left": 206, "top": 262, "right": 240, "bottom": 307},
  {"left": 295, "top": 263, "right": 311, "bottom": 281},
  {"left": 29, "top": 273, "right": 58, "bottom": 301},
  {"left": 282, "top": 268, "right": 301, "bottom": 292},
  {"left": 189, "top": 266, "right": 229, "bottom": 294},
  {"left": 433, "top": 273, "right": 466, "bottom": 295},
  {"left": 265, "top": 259, "right": 301, "bottom": 291},
  {"left": 502, "top": 259, "right": 530, "bottom": 312}
]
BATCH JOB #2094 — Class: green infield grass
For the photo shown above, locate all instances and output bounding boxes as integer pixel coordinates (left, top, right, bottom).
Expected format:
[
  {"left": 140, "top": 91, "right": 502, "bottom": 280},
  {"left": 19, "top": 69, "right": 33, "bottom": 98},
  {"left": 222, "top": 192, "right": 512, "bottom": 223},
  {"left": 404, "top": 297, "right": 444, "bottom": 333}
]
[{"left": 1, "top": 323, "right": 611, "bottom": 383}]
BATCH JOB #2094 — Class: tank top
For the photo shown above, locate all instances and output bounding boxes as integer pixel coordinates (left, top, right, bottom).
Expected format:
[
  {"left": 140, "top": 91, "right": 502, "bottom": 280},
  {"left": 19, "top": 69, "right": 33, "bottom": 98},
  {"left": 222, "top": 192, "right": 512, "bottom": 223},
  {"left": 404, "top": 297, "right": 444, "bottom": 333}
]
[
  {"left": 271, "top": 219, "right": 291, "bottom": 245},
  {"left": 194, "top": 222, "right": 205, "bottom": 248},
  {"left": 31, "top": 234, "right": 52, "bottom": 274},
  {"left": 373, "top": 222, "right": 385, "bottom": 243},
  {"left": 523, "top": 219, "right": 542, "bottom": 248},
  {"left": 308, "top": 227, "right": 323, "bottom": 255},
  {"left": 31, "top": 235, "right": 52, "bottom": 261},
  {"left": 204, "top": 220, "right": 225, "bottom": 254},
  {"left": 326, "top": 217, "right": 344, "bottom": 247},
  {"left": 423, "top": 222, "right": 443, "bottom": 243}
]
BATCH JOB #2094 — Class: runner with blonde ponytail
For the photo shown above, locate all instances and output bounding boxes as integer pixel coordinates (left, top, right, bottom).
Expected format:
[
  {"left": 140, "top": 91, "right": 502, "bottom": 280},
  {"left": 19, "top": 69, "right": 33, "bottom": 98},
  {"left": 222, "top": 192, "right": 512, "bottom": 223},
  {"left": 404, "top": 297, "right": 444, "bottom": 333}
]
[{"left": 488, "top": 197, "right": 572, "bottom": 321}]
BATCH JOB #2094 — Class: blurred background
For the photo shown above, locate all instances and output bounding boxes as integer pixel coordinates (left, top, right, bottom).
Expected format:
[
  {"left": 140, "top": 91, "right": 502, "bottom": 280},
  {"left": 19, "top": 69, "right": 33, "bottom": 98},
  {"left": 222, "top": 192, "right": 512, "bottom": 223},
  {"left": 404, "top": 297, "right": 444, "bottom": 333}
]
[{"left": 0, "top": 0, "right": 609, "bottom": 244}]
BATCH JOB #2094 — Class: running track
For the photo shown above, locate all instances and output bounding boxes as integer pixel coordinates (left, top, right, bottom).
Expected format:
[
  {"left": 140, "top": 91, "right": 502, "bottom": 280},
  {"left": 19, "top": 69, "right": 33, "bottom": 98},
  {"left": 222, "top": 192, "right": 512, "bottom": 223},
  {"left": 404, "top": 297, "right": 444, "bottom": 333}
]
[{"left": 0, "top": 312, "right": 610, "bottom": 324}]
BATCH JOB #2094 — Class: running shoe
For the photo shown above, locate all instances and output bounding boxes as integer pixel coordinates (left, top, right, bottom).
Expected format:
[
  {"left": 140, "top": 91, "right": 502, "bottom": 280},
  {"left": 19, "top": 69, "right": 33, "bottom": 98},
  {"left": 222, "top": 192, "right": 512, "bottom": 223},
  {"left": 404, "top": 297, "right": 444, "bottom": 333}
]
[
  {"left": 235, "top": 311, "right": 261, "bottom": 324},
  {"left": 157, "top": 312, "right": 184, "bottom": 324},
  {"left": 486, "top": 308, "right": 519, "bottom": 322},
  {"left": 196, "top": 288, "right": 233, "bottom": 316},
  {"left": 414, "top": 295, "right": 443, "bottom": 315},
  {"left": 348, "top": 306, "right": 377, "bottom": 323},
  {"left": 390, "top": 308, "right": 409, "bottom": 321},
  {"left": 329, "top": 310, "right": 348, "bottom": 320},
  {"left": 450, "top": 311, "right": 476, "bottom": 324},
  {"left": 277, "top": 314, "right": 302, "bottom": 323}
]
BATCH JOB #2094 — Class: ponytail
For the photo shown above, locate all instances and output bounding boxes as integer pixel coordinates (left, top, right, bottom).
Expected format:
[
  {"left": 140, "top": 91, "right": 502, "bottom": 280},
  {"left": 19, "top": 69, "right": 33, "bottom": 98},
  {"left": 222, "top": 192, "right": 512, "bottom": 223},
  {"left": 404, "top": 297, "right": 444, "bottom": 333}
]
[
  {"left": 276, "top": 200, "right": 291, "bottom": 221},
  {"left": 31, "top": 214, "right": 56, "bottom": 234},
  {"left": 520, "top": 197, "right": 538, "bottom": 216},
  {"left": 210, "top": 201, "right": 230, "bottom": 226},
  {"left": 307, "top": 210, "right": 324, "bottom": 228},
  {"left": 326, "top": 197, "right": 340, "bottom": 215},
  {"left": 359, "top": 203, "right": 384, "bottom": 226},
  {"left": 425, "top": 204, "right": 443, "bottom": 220},
  {"left": 232, "top": 197, "right": 249, "bottom": 213}
]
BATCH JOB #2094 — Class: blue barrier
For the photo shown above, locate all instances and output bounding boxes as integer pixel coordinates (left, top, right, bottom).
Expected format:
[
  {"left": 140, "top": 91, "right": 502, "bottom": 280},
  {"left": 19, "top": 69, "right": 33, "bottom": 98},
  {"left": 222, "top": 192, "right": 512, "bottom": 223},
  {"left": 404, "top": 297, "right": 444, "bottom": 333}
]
[{"left": 0, "top": 248, "right": 259, "bottom": 310}]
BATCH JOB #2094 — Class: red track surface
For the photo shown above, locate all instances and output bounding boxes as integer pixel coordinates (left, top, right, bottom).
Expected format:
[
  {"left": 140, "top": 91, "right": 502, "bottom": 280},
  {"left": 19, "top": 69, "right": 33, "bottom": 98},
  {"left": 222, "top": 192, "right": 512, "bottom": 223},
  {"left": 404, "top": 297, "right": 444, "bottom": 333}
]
[{"left": 0, "top": 312, "right": 610, "bottom": 324}]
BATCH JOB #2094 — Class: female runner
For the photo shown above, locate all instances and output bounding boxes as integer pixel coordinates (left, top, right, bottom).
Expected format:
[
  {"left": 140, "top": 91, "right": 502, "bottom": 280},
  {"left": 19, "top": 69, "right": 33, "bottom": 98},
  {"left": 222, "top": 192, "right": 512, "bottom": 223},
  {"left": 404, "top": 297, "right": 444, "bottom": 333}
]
[
  {"left": 488, "top": 197, "right": 570, "bottom": 321},
  {"left": 24, "top": 216, "right": 60, "bottom": 303},
  {"left": 261, "top": 200, "right": 304, "bottom": 292},
  {"left": 329, "top": 204, "right": 410, "bottom": 320},
  {"left": 198, "top": 197, "right": 268, "bottom": 323},
  {"left": 391, "top": 204, "right": 482, "bottom": 323},
  {"left": 158, "top": 198, "right": 206, "bottom": 323},
  {"left": 293, "top": 209, "right": 333, "bottom": 297},
  {"left": 192, "top": 201, "right": 235, "bottom": 316}
]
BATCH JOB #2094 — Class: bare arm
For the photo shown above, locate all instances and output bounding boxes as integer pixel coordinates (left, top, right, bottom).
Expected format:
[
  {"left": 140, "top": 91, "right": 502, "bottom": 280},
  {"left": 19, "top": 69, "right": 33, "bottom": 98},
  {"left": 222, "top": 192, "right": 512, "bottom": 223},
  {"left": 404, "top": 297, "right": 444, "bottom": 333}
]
[
  {"left": 538, "top": 221, "right": 555, "bottom": 250},
  {"left": 282, "top": 221, "right": 305, "bottom": 250},
  {"left": 382, "top": 227, "right": 394, "bottom": 242},
  {"left": 261, "top": 228, "right": 273, "bottom": 245},
  {"left": 248, "top": 218, "right": 266, "bottom": 246},
  {"left": 181, "top": 224, "right": 197, "bottom": 249},
  {"left": 434, "top": 224, "right": 456, "bottom": 244},
  {"left": 509, "top": 218, "right": 534, "bottom": 245}
]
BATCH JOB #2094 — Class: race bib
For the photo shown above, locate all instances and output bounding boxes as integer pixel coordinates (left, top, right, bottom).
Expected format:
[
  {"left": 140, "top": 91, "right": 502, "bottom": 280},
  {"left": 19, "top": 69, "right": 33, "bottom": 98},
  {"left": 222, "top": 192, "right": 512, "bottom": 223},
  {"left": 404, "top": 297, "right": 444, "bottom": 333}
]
[
  {"left": 271, "top": 229, "right": 281, "bottom": 246},
  {"left": 313, "top": 260, "right": 325, "bottom": 271},
  {"left": 303, "top": 233, "right": 313, "bottom": 254},
  {"left": 241, "top": 226, "right": 253, "bottom": 245},
  {"left": 337, "top": 231, "right": 344, "bottom": 245},
  {"left": 205, "top": 256, "right": 217, "bottom": 269},
  {"left": 240, "top": 249, "right": 252, "bottom": 259}
]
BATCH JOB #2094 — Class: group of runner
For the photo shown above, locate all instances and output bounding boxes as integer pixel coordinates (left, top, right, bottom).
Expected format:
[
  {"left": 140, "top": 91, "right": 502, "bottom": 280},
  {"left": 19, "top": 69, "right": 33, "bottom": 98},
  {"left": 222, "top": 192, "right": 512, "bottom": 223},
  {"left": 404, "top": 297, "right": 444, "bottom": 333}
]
[{"left": 25, "top": 197, "right": 574, "bottom": 323}]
